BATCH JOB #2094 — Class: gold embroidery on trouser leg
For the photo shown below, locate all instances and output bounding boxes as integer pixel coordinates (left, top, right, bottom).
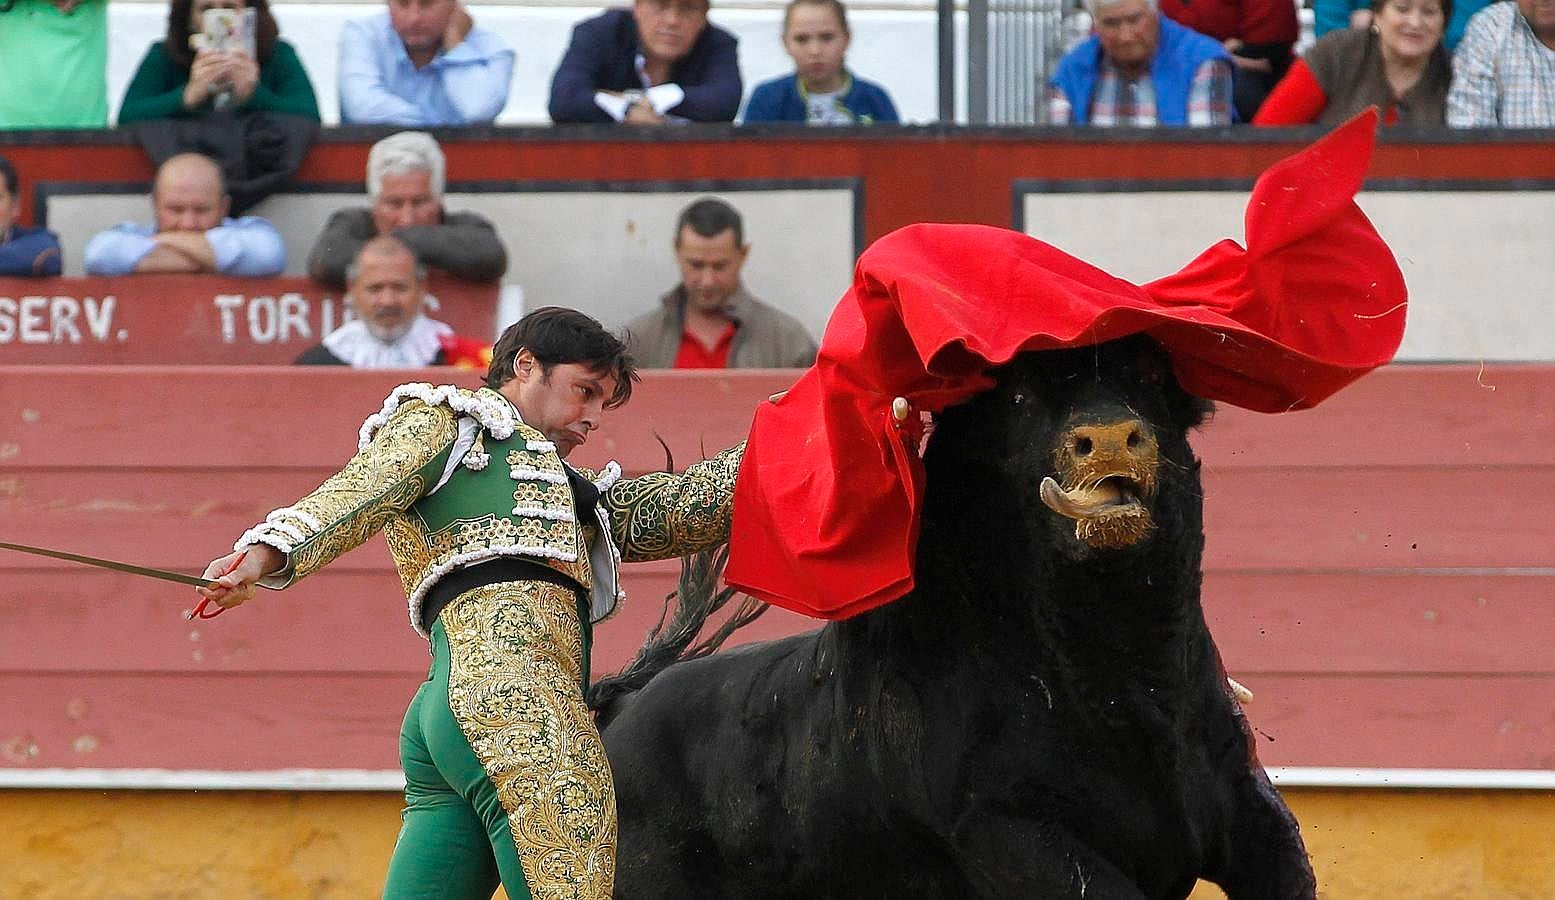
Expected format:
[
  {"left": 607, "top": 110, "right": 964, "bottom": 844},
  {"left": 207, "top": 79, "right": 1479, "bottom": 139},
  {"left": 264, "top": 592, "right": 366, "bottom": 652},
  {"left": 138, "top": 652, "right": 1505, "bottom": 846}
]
[{"left": 442, "top": 581, "right": 615, "bottom": 899}]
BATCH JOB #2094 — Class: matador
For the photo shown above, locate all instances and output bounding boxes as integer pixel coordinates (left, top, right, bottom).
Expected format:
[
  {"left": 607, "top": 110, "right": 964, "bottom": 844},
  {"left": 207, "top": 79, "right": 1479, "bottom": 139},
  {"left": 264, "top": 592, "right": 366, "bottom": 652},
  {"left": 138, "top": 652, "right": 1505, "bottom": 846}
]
[{"left": 198, "top": 306, "right": 743, "bottom": 900}]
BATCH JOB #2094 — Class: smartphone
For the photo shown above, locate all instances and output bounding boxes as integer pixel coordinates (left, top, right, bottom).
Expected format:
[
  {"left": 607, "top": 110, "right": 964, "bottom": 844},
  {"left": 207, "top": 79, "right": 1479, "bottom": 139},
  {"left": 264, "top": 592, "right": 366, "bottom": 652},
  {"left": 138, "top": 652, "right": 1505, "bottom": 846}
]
[{"left": 198, "top": 7, "right": 257, "bottom": 58}]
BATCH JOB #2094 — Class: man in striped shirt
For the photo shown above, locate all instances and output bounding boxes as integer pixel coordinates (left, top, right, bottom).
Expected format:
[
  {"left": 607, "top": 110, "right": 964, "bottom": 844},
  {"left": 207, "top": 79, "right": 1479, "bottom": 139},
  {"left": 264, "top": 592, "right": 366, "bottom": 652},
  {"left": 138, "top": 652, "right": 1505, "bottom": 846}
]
[{"left": 1047, "top": 0, "right": 1236, "bottom": 126}]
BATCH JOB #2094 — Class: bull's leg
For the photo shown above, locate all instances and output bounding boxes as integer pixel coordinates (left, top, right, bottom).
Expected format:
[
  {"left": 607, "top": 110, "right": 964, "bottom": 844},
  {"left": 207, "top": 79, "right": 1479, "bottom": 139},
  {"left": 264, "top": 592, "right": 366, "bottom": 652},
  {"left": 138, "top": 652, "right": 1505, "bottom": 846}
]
[
  {"left": 951, "top": 812, "right": 1149, "bottom": 900},
  {"left": 1213, "top": 772, "right": 1316, "bottom": 900}
]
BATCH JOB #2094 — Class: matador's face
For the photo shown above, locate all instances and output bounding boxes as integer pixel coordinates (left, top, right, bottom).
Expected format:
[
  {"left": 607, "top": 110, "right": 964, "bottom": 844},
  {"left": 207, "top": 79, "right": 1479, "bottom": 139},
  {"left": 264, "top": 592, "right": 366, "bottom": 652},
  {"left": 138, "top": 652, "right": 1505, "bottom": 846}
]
[{"left": 501, "top": 351, "right": 618, "bottom": 458}]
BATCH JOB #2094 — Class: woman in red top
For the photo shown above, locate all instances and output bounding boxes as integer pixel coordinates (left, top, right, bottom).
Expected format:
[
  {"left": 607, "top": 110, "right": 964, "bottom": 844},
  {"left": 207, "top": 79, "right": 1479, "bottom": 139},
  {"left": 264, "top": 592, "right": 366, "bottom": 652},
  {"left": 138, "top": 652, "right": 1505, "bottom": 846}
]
[{"left": 1253, "top": 0, "right": 1452, "bottom": 126}]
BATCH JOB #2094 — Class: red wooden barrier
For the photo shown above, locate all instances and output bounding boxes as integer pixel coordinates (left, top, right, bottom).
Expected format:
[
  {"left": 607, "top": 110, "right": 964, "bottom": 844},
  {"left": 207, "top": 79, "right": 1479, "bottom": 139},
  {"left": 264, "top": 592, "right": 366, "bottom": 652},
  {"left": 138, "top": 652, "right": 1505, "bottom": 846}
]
[
  {"left": 0, "top": 275, "right": 499, "bottom": 364},
  {"left": 0, "top": 366, "right": 1551, "bottom": 772}
]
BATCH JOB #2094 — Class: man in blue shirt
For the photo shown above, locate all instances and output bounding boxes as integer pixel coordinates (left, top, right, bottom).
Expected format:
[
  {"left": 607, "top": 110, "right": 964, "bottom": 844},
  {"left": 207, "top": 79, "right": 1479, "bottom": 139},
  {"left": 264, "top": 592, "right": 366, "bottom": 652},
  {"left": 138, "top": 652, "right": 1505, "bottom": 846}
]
[
  {"left": 0, "top": 154, "right": 62, "bottom": 277},
  {"left": 549, "top": 0, "right": 741, "bottom": 124},
  {"left": 339, "top": 0, "right": 515, "bottom": 126},
  {"left": 83, "top": 154, "right": 286, "bottom": 277}
]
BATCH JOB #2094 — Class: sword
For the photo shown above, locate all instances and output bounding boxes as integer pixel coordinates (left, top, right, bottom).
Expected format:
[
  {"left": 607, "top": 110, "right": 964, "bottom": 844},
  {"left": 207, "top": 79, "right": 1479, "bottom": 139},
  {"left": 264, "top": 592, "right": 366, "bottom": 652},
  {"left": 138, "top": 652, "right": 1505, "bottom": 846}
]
[
  {"left": 0, "top": 540, "right": 246, "bottom": 619},
  {"left": 0, "top": 540, "right": 218, "bottom": 587}
]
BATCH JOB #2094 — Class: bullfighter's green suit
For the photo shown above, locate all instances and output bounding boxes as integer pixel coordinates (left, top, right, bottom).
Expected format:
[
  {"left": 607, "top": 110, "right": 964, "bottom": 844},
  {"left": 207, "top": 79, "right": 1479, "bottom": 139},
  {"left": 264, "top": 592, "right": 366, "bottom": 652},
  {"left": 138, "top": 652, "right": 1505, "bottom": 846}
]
[{"left": 234, "top": 383, "right": 742, "bottom": 900}]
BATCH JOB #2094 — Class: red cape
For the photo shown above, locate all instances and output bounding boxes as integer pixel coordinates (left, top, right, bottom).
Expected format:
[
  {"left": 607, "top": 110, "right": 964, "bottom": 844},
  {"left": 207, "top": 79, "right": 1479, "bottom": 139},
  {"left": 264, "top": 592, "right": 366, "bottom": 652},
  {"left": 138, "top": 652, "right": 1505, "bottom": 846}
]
[{"left": 724, "top": 111, "right": 1407, "bottom": 620}]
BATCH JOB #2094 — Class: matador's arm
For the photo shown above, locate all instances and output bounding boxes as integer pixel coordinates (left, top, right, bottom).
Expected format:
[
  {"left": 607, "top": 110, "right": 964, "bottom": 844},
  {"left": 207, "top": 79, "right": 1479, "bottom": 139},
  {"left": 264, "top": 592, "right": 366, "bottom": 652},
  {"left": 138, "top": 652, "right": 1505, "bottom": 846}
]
[
  {"left": 237, "top": 401, "right": 459, "bottom": 587},
  {"left": 599, "top": 442, "right": 744, "bottom": 563}
]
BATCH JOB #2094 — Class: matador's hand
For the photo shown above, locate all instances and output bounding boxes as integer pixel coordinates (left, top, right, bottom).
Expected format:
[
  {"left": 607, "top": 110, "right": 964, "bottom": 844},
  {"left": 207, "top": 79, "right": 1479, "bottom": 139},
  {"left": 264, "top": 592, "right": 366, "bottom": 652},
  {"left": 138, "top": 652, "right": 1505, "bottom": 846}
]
[{"left": 195, "top": 544, "right": 283, "bottom": 611}]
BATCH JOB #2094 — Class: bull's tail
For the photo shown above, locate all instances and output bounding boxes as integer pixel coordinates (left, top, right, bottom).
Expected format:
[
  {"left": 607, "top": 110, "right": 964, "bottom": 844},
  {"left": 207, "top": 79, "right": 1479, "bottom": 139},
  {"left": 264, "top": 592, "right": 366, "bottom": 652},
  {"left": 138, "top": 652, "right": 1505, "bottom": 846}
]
[{"left": 587, "top": 545, "right": 768, "bottom": 719}]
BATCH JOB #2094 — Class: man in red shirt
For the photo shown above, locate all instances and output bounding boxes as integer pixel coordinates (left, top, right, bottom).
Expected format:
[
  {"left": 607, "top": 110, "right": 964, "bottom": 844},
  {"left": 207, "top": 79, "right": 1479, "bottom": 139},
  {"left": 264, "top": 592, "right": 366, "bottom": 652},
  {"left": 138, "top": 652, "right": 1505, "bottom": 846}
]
[
  {"left": 624, "top": 197, "right": 818, "bottom": 369},
  {"left": 1157, "top": 0, "right": 1297, "bottom": 119}
]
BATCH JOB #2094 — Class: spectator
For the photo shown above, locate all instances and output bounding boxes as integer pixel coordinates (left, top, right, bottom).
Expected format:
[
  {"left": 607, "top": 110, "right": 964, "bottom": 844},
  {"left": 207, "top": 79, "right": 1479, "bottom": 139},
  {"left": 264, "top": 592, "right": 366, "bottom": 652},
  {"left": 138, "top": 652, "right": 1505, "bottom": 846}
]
[
  {"left": 1158, "top": 0, "right": 1296, "bottom": 120},
  {"left": 1447, "top": 0, "right": 1555, "bottom": 127},
  {"left": 743, "top": 0, "right": 900, "bottom": 124},
  {"left": 0, "top": 0, "right": 108, "bottom": 129},
  {"left": 338, "top": 0, "right": 514, "bottom": 125},
  {"left": 1255, "top": 0, "right": 1451, "bottom": 126},
  {"left": 118, "top": 0, "right": 319, "bottom": 213},
  {"left": 1314, "top": 0, "right": 1487, "bottom": 50},
  {"left": 307, "top": 131, "right": 507, "bottom": 289},
  {"left": 118, "top": 0, "right": 318, "bottom": 125},
  {"left": 83, "top": 153, "right": 286, "bottom": 276},
  {"left": 296, "top": 236, "right": 474, "bottom": 367},
  {"left": 548, "top": 0, "right": 742, "bottom": 124},
  {"left": 1047, "top": 0, "right": 1235, "bottom": 126},
  {"left": 0, "top": 154, "right": 63, "bottom": 277},
  {"left": 624, "top": 198, "right": 817, "bottom": 368}
]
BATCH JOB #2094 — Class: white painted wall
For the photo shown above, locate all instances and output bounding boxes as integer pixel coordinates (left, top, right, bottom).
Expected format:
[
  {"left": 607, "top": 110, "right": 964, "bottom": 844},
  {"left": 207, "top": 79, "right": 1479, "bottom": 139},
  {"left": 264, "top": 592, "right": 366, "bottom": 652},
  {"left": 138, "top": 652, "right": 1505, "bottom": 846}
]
[{"left": 1021, "top": 190, "right": 1555, "bottom": 362}]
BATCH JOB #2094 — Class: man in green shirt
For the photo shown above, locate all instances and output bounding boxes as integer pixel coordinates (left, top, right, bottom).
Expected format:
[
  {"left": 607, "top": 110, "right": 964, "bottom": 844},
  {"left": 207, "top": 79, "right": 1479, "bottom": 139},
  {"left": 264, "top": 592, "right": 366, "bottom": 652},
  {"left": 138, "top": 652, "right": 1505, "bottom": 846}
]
[{"left": 0, "top": 0, "right": 108, "bottom": 129}]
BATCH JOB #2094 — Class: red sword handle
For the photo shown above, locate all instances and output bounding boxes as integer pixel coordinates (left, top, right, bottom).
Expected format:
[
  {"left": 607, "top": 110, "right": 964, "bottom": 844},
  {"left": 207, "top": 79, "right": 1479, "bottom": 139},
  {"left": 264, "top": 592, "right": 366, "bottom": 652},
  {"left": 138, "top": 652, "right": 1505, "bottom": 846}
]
[{"left": 187, "top": 550, "right": 248, "bottom": 621}]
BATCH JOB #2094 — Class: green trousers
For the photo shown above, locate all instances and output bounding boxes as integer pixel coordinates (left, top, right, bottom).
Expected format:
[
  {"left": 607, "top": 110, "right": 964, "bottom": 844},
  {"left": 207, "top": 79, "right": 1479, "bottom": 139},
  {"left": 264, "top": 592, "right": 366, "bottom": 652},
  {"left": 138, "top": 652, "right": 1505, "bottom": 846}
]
[
  {"left": 382, "top": 618, "right": 533, "bottom": 900},
  {"left": 382, "top": 583, "right": 606, "bottom": 900}
]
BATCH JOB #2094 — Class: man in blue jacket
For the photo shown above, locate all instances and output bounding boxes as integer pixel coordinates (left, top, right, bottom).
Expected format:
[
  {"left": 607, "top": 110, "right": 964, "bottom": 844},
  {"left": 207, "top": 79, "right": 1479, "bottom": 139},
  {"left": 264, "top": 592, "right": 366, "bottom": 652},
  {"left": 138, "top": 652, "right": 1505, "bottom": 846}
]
[
  {"left": 0, "top": 154, "right": 62, "bottom": 277},
  {"left": 548, "top": 0, "right": 742, "bottom": 124},
  {"left": 1047, "top": 0, "right": 1235, "bottom": 126}
]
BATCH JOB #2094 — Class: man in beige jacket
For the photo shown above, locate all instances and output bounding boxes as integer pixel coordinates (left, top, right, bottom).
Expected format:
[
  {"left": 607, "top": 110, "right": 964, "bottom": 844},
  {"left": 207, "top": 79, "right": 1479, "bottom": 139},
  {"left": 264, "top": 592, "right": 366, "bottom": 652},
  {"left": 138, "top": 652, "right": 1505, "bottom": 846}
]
[{"left": 624, "top": 197, "right": 818, "bottom": 369}]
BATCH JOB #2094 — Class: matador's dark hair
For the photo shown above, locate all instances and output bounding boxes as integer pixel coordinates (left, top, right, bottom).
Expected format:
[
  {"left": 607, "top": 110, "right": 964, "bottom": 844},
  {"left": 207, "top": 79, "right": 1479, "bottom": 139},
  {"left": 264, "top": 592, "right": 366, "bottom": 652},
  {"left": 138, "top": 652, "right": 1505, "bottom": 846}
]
[{"left": 484, "top": 307, "right": 638, "bottom": 409}]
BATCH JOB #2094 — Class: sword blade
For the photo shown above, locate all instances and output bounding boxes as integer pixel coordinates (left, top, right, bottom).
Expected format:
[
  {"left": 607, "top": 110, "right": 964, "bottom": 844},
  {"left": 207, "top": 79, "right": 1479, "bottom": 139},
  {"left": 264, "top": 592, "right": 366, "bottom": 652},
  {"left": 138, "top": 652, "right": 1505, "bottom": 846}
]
[{"left": 0, "top": 541, "right": 215, "bottom": 588}]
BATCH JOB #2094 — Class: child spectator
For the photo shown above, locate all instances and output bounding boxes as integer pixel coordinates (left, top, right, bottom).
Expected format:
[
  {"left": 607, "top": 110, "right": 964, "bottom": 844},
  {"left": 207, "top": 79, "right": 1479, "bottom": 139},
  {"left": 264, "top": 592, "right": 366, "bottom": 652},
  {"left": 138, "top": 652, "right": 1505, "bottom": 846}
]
[
  {"left": 742, "top": 0, "right": 899, "bottom": 124},
  {"left": 118, "top": 0, "right": 320, "bottom": 213},
  {"left": 1254, "top": 0, "right": 1451, "bottom": 126}
]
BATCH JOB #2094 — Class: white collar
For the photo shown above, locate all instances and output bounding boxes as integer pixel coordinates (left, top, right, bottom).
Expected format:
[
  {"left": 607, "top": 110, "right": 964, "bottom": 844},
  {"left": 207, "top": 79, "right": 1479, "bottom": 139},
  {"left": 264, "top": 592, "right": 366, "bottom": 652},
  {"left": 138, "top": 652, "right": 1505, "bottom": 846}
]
[{"left": 322, "top": 316, "right": 453, "bottom": 368}]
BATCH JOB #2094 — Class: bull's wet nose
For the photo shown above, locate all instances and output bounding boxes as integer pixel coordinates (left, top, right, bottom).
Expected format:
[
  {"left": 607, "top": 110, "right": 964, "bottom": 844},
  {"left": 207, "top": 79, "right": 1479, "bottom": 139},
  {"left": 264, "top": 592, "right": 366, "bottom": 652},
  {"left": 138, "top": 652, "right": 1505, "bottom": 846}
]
[{"left": 1069, "top": 421, "right": 1149, "bottom": 459}]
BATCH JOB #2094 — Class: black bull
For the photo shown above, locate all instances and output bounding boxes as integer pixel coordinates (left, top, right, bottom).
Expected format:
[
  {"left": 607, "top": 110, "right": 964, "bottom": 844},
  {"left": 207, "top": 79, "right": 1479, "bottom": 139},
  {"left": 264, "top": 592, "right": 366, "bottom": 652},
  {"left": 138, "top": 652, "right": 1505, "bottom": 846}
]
[{"left": 591, "top": 335, "right": 1316, "bottom": 899}]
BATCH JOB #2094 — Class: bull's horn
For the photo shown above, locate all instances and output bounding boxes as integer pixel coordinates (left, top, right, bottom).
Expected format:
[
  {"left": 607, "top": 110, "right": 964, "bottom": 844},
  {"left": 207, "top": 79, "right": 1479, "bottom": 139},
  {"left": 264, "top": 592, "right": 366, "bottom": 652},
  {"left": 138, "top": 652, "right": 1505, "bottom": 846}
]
[{"left": 1228, "top": 676, "right": 1254, "bottom": 704}]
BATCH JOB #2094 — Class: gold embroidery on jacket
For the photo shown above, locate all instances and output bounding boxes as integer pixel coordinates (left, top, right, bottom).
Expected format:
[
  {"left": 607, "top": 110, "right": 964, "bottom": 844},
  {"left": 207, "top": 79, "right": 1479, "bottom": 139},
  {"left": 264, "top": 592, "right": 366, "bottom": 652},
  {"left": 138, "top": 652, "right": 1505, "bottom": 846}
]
[
  {"left": 442, "top": 581, "right": 615, "bottom": 900},
  {"left": 285, "top": 402, "right": 458, "bottom": 580},
  {"left": 602, "top": 442, "right": 744, "bottom": 563}
]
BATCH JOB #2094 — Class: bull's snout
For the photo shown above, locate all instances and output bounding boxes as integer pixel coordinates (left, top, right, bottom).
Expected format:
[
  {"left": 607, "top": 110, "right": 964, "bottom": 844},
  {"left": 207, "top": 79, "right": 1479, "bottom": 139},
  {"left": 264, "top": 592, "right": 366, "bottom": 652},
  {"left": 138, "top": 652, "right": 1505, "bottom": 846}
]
[
  {"left": 1041, "top": 417, "right": 1160, "bottom": 549},
  {"left": 1067, "top": 421, "right": 1153, "bottom": 467}
]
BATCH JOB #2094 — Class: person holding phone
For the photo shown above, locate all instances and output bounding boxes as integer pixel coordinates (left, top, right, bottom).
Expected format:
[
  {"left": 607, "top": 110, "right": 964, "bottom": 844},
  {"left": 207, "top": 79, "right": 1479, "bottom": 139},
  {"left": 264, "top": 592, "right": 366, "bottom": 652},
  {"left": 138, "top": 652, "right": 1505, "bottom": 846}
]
[{"left": 118, "top": 0, "right": 319, "bottom": 123}]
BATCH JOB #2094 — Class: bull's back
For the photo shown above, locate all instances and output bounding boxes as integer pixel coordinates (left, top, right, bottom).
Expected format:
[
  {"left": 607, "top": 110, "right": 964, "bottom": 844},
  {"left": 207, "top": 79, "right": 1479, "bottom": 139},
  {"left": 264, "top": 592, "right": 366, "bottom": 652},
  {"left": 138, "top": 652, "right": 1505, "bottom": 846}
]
[{"left": 603, "top": 631, "right": 932, "bottom": 895}]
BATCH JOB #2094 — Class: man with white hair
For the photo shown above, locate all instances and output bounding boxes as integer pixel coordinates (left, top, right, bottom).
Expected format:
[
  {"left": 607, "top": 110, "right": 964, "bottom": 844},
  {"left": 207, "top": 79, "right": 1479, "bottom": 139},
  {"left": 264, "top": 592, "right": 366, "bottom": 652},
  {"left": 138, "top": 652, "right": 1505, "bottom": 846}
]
[
  {"left": 1046, "top": 0, "right": 1235, "bottom": 126},
  {"left": 296, "top": 235, "right": 470, "bottom": 367},
  {"left": 307, "top": 131, "right": 507, "bottom": 289}
]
